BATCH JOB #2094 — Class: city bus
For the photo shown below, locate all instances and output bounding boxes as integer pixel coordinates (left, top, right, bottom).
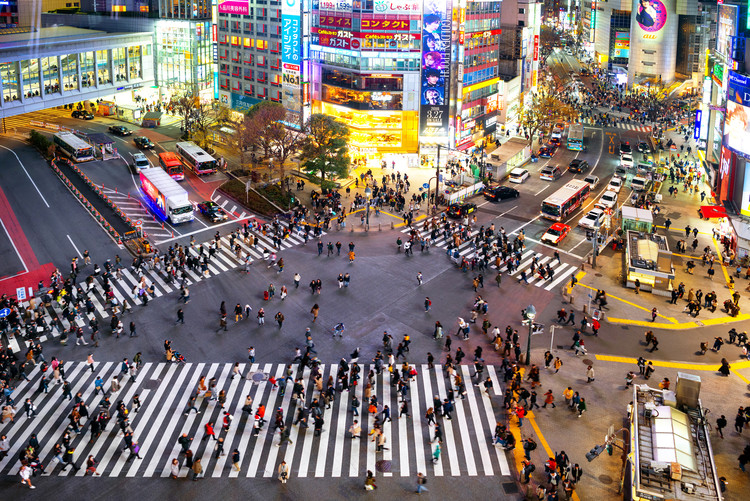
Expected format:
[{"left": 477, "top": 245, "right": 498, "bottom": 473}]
[
  {"left": 541, "top": 179, "right": 590, "bottom": 221},
  {"left": 175, "top": 141, "right": 217, "bottom": 175},
  {"left": 567, "top": 123, "right": 584, "bottom": 151},
  {"left": 53, "top": 131, "right": 95, "bottom": 162},
  {"left": 158, "top": 151, "right": 184, "bottom": 181}
]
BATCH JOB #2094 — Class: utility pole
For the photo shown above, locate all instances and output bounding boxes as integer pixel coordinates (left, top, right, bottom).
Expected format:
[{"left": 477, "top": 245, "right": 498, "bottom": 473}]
[{"left": 592, "top": 220, "right": 600, "bottom": 268}]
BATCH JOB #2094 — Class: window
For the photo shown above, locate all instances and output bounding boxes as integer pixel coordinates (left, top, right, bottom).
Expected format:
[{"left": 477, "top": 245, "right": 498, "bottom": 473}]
[
  {"left": 1, "top": 62, "right": 19, "bottom": 102},
  {"left": 21, "top": 59, "right": 40, "bottom": 98},
  {"left": 96, "top": 50, "right": 110, "bottom": 84}
]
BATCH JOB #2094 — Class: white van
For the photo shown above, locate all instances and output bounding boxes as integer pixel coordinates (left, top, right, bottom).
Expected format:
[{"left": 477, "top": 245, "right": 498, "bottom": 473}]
[
  {"left": 631, "top": 176, "right": 648, "bottom": 192},
  {"left": 509, "top": 168, "right": 529, "bottom": 183},
  {"left": 130, "top": 152, "right": 152, "bottom": 172}
]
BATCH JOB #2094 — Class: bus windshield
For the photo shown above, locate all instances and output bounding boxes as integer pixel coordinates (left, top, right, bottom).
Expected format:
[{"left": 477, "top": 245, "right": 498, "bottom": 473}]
[
  {"left": 542, "top": 203, "right": 561, "bottom": 217},
  {"left": 567, "top": 123, "right": 584, "bottom": 151}
]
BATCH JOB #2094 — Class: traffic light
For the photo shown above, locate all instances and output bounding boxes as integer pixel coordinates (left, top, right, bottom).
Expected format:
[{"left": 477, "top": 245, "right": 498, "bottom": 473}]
[{"left": 586, "top": 444, "right": 606, "bottom": 462}]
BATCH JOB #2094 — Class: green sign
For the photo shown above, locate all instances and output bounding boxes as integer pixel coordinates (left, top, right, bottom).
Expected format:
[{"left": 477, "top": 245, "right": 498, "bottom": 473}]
[{"left": 713, "top": 62, "right": 724, "bottom": 84}]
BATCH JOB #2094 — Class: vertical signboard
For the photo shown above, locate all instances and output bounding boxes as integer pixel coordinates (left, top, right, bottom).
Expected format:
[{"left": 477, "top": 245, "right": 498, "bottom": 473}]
[
  {"left": 717, "top": 5, "right": 738, "bottom": 60},
  {"left": 283, "top": 0, "right": 302, "bottom": 126},
  {"left": 719, "top": 146, "right": 735, "bottom": 202},
  {"left": 419, "top": 0, "right": 453, "bottom": 139},
  {"left": 533, "top": 34, "right": 539, "bottom": 61}
]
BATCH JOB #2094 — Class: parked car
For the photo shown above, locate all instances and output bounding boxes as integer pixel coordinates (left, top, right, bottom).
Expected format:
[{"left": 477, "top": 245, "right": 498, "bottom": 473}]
[
  {"left": 197, "top": 201, "right": 229, "bottom": 222},
  {"left": 541, "top": 223, "right": 571, "bottom": 246},
  {"left": 71, "top": 110, "right": 94, "bottom": 120},
  {"left": 108, "top": 125, "right": 132, "bottom": 136},
  {"left": 583, "top": 175, "right": 600, "bottom": 189},
  {"left": 619, "top": 142, "right": 632, "bottom": 155},
  {"left": 595, "top": 190, "right": 618, "bottom": 210},
  {"left": 607, "top": 177, "right": 623, "bottom": 193},
  {"left": 568, "top": 159, "right": 590, "bottom": 173},
  {"left": 509, "top": 167, "right": 529, "bottom": 184},
  {"left": 579, "top": 208, "right": 605, "bottom": 230},
  {"left": 540, "top": 165, "right": 563, "bottom": 181},
  {"left": 447, "top": 202, "right": 477, "bottom": 218},
  {"left": 637, "top": 141, "right": 651, "bottom": 154},
  {"left": 620, "top": 153, "right": 634, "bottom": 170},
  {"left": 133, "top": 136, "right": 154, "bottom": 149},
  {"left": 483, "top": 186, "right": 519, "bottom": 202}
]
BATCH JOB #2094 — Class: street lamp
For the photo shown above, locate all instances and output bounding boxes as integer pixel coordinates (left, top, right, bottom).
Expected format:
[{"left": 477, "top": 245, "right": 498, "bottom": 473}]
[{"left": 525, "top": 304, "right": 536, "bottom": 365}]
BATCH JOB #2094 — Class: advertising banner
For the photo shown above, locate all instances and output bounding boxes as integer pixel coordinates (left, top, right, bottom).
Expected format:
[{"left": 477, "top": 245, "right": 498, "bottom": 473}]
[
  {"left": 319, "top": 0, "right": 353, "bottom": 12},
  {"left": 320, "top": 15, "right": 353, "bottom": 28},
  {"left": 218, "top": 0, "right": 250, "bottom": 15},
  {"left": 282, "top": 0, "right": 301, "bottom": 121},
  {"left": 614, "top": 31, "right": 630, "bottom": 58},
  {"left": 724, "top": 71, "right": 750, "bottom": 157},
  {"left": 360, "top": 18, "right": 411, "bottom": 30},
  {"left": 373, "top": 0, "right": 421, "bottom": 14},
  {"left": 717, "top": 5, "right": 738, "bottom": 60},
  {"left": 314, "top": 27, "right": 354, "bottom": 49},
  {"left": 634, "top": 0, "right": 668, "bottom": 33},
  {"left": 742, "top": 166, "right": 750, "bottom": 216},
  {"left": 719, "top": 146, "right": 735, "bottom": 202},
  {"left": 419, "top": 0, "right": 452, "bottom": 139}
]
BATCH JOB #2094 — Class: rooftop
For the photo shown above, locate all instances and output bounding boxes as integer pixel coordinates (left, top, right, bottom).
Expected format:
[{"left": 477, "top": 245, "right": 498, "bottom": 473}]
[
  {"left": 631, "top": 383, "right": 722, "bottom": 501},
  {"left": 0, "top": 26, "right": 149, "bottom": 50}
]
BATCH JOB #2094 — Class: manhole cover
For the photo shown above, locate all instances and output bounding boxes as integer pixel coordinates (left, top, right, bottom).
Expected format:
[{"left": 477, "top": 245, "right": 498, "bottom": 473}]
[
  {"left": 376, "top": 460, "right": 391, "bottom": 473},
  {"left": 502, "top": 482, "right": 519, "bottom": 494},
  {"left": 621, "top": 325, "right": 630, "bottom": 330},
  {"left": 582, "top": 358, "right": 593, "bottom": 365},
  {"left": 246, "top": 372, "right": 268, "bottom": 382},
  {"left": 595, "top": 273, "right": 603, "bottom": 277},
  {"left": 143, "top": 378, "right": 160, "bottom": 390}
]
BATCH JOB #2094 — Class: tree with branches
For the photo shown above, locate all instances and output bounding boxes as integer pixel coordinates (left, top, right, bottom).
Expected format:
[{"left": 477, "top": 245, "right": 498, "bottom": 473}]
[
  {"left": 299, "top": 114, "right": 350, "bottom": 188},
  {"left": 244, "top": 101, "right": 303, "bottom": 190},
  {"left": 168, "top": 92, "right": 225, "bottom": 150},
  {"left": 518, "top": 82, "right": 579, "bottom": 148}
]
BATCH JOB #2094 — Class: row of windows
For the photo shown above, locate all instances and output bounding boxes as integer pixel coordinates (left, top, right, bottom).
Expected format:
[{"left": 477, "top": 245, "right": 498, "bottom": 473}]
[
  {"left": 219, "top": 77, "right": 283, "bottom": 102},
  {"left": 466, "top": 3, "right": 501, "bottom": 14},
  {"left": 466, "top": 18, "right": 501, "bottom": 31},
  {"left": 313, "top": 51, "right": 420, "bottom": 71},
  {"left": 220, "top": 64, "right": 282, "bottom": 83},
  {"left": 464, "top": 52, "right": 499, "bottom": 68},
  {"left": 462, "top": 66, "right": 498, "bottom": 86},
  {"left": 465, "top": 35, "right": 500, "bottom": 50},
  {"left": 463, "top": 82, "right": 498, "bottom": 103}
]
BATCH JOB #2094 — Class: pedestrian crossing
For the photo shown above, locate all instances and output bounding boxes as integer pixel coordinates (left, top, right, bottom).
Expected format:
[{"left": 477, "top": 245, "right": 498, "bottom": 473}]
[
  {"left": 0, "top": 362, "right": 511, "bottom": 479},
  {"left": 400, "top": 226, "right": 577, "bottom": 291},
  {"left": 2, "top": 222, "right": 325, "bottom": 353},
  {"left": 579, "top": 118, "right": 652, "bottom": 132}
]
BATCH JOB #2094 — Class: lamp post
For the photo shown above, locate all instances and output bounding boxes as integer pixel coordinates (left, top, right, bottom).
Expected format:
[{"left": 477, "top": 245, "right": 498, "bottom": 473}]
[{"left": 525, "top": 304, "right": 536, "bottom": 365}]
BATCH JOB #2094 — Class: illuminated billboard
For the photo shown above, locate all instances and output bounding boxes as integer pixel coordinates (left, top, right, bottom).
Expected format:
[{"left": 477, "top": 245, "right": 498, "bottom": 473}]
[
  {"left": 614, "top": 31, "right": 630, "bottom": 58},
  {"left": 419, "top": 0, "right": 452, "bottom": 139},
  {"left": 635, "top": 0, "right": 667, "bottom": 32},
  {"left": 218, "top": 0, "right": 249, "bottom": 15},
  {"left": 373, "top": 0, "right": 421, "bottom": 14},
  {"left": 282, "top": 0, "right": 302, "bottom": 125},
  {"left": 717, "top": 5, "right": 738, "bottom": 60},
  {"left": 724, "top": 71, "right": 750, "bottom": 157}
]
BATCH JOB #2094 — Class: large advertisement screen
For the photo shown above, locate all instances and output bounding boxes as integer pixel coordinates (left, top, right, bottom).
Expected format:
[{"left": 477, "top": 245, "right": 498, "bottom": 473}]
[
  {"left": 614, "top": 31, "right": 630, "bottom": 58},
  {"left": 282, "top": 0, "right": 301, "bottom": 126},
  {"left": 635, "top": 0, "right": 667, "bottom": 33},
  {"left": 419, "top": 0, "right": 452, "bottom": 139},
  {"left": 717, "top": 5, "right": 738, "bottom": 60},
  {"left": 218, "top": 0, "right": 250, "bottom": 15},
  {"left": 724, "top": 71, "right": 750, "bottom": 157}
]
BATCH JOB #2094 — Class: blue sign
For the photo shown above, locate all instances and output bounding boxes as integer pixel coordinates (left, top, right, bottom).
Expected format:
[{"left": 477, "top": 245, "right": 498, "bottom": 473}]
[
  {"left": 282, "top": 15, "right": 301, "bottom": 65},
  {"left": 694, "top": 110, "right": 701, "bottom": 140},
  {"left": 231, "top": 92, "right": 261, "bottom": 112},
  {"left": 423, "top": 183, "right": 429, "bottom": 189},
  {"left": 0, "top": 308, "right": 10, "bottom": 318}
]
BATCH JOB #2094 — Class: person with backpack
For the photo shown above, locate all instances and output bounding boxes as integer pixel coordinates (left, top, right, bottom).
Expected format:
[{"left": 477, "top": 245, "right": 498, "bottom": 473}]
[
  {"left": 416, "top": 472, "right": 428, "bottom": 493},
  {"left": 523, "top": 437, "right": 537, "bottom": 459},
  {"left": 521, "top": 459, "right": 535, "bottom": 483}
]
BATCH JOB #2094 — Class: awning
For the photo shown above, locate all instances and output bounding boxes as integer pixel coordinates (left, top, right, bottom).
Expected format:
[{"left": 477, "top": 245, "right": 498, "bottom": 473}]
[
  {"left": 456, "top": 141, "right": 475, "bottom": 151},
  {"left": 700, "top": 205, "right": 728, "bottom": 219}
]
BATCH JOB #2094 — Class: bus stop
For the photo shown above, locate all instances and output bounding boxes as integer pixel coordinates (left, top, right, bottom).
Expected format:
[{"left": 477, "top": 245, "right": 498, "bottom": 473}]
[
  {"left": 87, "top": 132, "right": 118, "bottom": 161},
  {"left": 488, "top": 138, "right": 530, "bottom": 181}
]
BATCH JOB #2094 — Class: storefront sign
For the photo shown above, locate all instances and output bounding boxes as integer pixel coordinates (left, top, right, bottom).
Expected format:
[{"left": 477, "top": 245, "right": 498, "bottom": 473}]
[
  {"left": 282, "top": 0, "right": 302, "bottom": 119},
  {"left": 360, "top": 19, "right": 410, "bottom": 31},
  {"left": 373, "top": 0, "right": 420, "bottom": 14},
  {"left": 486, "top": 94, "right": 498, "bottom": 114},
  {"left": 218, "top": 0, "right": 250, "bottom": 15},
  {"left": 419, "top": 0, "right": 453, "bottom": 139},
  {"left": 319, "top": 0, "right": 353, "bottom": 12},
  {"left": 314, "top": 27, "right": 418, "bottom": 41},
  {"left": 320, "top": 15, "right": 353, "bottom": 28},
  {"left": 719, "top": 145, "right": 735, "bottom": 201},
  {"left": 533, "top": 35, "right": 539, "bottom": 61},
  {"left": 694, "top": 110, "right": 702, "bottom": 140}
]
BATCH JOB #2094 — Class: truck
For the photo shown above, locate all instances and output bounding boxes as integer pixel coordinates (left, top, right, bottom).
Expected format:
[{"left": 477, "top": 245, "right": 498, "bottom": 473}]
[{"left": 139, "top": 168, "right": 194, "bottom": 224}]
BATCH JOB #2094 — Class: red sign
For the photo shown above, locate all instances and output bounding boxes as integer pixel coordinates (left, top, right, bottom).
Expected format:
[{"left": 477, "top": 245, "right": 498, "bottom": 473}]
[
  {"left": 316, "top": 28, "right": 353, "bottom": 49},
  {"left": 360, "top": 19, "right": 410, "bottom": 30},
  {"left": 719, "top": 146, "right": 734, "bottom": 201},
  {"left": 533, "top": 35, "right": 539, "bottom": 62},
  {"left": 485, "top": 95, "right": 498, "bottom": 114},
  {"left": 314, "top": 27, "right": 418, "bottom": 42},
  {"left": 320, "top": 15, "right": 352, "bottom": 28}
]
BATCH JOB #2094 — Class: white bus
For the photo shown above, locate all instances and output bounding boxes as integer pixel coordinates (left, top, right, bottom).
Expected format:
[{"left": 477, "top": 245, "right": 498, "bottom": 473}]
[
  {"left": 175, "top": 141, "right": 217, "bottom": 175},
  {"left": 541, "top": 179, "right": 590, "bottom": 221},
  {"left": 54, "top": 131, "right": 95, "bottom": 162}
]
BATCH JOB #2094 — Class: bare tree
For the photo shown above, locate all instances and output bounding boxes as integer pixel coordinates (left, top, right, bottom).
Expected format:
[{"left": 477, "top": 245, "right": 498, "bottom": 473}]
[
  {"left": 168, "top": 92, "right": 223, "bottom": 150},
  {"left": 518, "top": 82, "right": 579, "bottom": 147},
  {"left": 245, "top": 101, "right": 303, "bottom": 191}
]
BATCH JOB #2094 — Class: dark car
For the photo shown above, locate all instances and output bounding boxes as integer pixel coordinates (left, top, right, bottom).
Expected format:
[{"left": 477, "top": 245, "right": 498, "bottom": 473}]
[
  {"left": 197, "top": 201, "right": 228, "bottom": 223},
  {"left": 619, "top": 142, "right": 632, "bottom": 155},
  {"left": 447, "top": 202, "right": 477, "bottom": 218},
  {"left": 568, "top": 159, "right": 590, "bottom": 173},
  {"left": 71, "top": 110, "right": 94, "bottom": 120},
  {"left": 133, "top": 136, "right": 154, "bottom": 149},
  {"left": 108, "top": 125, "right": 132, "bottom": 136},
  {"left": 484, "top": 186, "right": 519, "bottom": 202},
  {"left": 637, "top": 141, "right": 651, "bottom": 154},
  {"left": 538, "top": 145, "right": 557, "bottom": 158}
]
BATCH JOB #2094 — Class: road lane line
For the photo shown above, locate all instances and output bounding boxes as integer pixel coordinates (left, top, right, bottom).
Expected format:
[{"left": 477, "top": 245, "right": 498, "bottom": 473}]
[
  {"left": 0, "top": 218, "right": 28, "bottom": 272},
  {"left": 66, "top": 235, "right": 83, "bottom": 259},
  {"left": 0, "top": 145, "right": 50, "bottom": 207}
]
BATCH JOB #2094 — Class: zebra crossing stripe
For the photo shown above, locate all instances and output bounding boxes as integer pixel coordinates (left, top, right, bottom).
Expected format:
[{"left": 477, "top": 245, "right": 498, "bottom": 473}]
[
  {"left": 246, "top": 364, "right": 285, "bottom": 477},
  {"left": 434, "top": 365, "right": 461, "bottom": 475},
  {"left": 421, "top": 368, "right": 442, "bottom": 476},
  {"left": 227, "top": 363, "right": 263, "bottom": 479},
  {"left": 460, "top": 366, "right": 493, "bottom": 476},
  {"left": 330, "top": 366, "right": 349, "bottom": 478}
]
